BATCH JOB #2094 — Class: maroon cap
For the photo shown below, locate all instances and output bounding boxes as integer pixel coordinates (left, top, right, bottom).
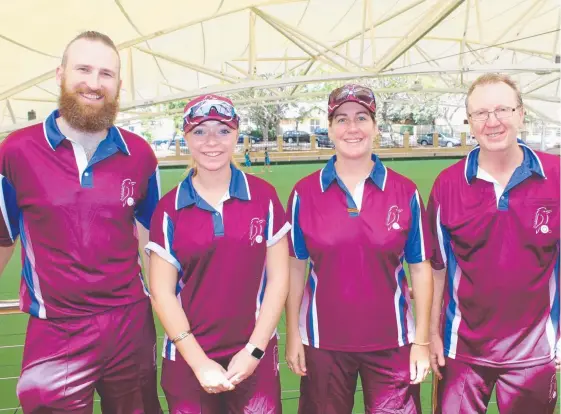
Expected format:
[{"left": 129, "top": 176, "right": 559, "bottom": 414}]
[
  {"left": 327, "top": 84, "right": 377, "bottom": 117},
  {"left": 183, "top": 94, "right": 240, "bottom": 133}
]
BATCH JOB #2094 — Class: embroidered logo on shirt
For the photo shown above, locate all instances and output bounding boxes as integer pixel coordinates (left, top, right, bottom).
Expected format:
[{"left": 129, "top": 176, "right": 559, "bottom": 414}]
[
  {"left": 386, "top": 205, "right": 403, "bottom": 231},
  {"left": 249, "top": 217, "right": 266, "bottom": 245},
  {"left": 120, "top": 178, "right": 136, "bottom": 207},
  {"left": 533, "top": 207, "right": 552, "bottom": 234}
]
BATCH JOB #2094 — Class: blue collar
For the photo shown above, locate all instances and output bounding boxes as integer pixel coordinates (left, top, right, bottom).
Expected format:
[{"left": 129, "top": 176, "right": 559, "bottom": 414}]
[
  {"left": 175, "top": 164, "right": 251, "bottom": 210},
  {"left": 320, "top": 154, "right": 387, "bottom": 192},
  {"left": 43, "top": 110, "right": 130, "bottom": 155},
  {"left": 464, "top": 139, "right": 546, "bottom": 184}
]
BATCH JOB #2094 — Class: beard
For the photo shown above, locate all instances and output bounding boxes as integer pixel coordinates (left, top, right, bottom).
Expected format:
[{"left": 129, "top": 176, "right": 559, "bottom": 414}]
[{"left": 58, "top": 78, "right": 120, "bottom": 133}]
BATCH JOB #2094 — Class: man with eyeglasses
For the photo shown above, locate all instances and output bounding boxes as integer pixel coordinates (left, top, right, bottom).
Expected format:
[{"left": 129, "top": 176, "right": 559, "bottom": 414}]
[{"left": 426, "top": 73, "right": 559, "bottom": 413}]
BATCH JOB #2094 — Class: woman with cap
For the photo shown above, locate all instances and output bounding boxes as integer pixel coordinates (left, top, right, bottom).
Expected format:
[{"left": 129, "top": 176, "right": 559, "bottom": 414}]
[
  {"left": 284, "top": 84, "right": 433, "bottom": 413},
  {"left": 147, "top": 94, "right": 290, "bottom": 413}
]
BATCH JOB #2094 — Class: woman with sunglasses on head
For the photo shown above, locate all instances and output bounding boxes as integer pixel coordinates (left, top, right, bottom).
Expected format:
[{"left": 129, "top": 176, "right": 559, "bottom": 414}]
[
  {"left": 285, "top": 84, "right": 433, "bottom": 413},
  {"left": 147, "top": 94, "right": 290, "bottom": 413}
]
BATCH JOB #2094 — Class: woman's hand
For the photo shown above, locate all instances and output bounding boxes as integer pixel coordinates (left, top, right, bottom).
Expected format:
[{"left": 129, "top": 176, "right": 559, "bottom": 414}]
[
  {"left": 225, "top": 349, "right": 261, "bottom": 385},
  {"left": 192, "top": 358, "right": 235, "bottom": 394},
  {"left": 410, "top": 343, "right": 431, "bottom": 384}
]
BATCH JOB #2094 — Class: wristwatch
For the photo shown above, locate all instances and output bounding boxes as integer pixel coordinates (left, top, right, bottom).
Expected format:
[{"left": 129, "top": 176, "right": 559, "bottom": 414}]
[{"left": 245, "top": 343, "right": 265, "bottom": 360}]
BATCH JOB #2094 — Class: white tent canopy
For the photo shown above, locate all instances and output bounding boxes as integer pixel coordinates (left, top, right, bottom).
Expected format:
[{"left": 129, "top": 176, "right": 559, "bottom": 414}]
[{"left": 1, "top": 0, "right": 560, "bottom": 133}]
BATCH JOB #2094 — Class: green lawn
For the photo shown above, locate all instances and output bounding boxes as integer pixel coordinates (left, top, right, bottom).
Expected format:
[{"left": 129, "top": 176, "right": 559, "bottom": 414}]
[{"left": 0, "top": 159, "right": 558, "bottom": 413}]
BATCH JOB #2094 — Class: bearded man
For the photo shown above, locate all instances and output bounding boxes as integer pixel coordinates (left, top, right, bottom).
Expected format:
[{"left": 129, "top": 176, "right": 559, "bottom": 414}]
[{"left": 0, "top": 31, "right": 162, "bottom": 413}]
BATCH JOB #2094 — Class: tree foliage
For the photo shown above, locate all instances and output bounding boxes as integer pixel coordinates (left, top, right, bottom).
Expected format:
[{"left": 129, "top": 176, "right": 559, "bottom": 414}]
[
  {"left": 296, "top": 76, "right": 445, "bottom": 126},
  {"left": 231, "top": 78, "right": 297, "bottom": 140},
  {"left": 159, "top": 74, "right": 466, "bottom": 140},
  {"left": 166, "top": 100, "right": 187, "bottom": 135}
]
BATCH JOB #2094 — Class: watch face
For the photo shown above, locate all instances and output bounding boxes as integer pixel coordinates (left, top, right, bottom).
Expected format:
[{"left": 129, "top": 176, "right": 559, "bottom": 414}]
[{"left": 252, "top": 347, "right": 265, "bottom": 359}]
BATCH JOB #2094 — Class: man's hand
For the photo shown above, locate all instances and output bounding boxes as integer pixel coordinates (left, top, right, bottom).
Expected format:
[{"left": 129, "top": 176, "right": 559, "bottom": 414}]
[
  {"left": 286, "top": 330, "right": 307, "bottom": 376},
  {"left": 429, "top": 333, "right": 446, "bottom": 380}
]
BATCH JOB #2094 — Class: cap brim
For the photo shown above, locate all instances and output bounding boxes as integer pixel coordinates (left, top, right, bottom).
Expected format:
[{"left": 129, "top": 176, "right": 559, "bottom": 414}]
[{"left": 328, "top": 98, "right": 375, "bottom": 117}]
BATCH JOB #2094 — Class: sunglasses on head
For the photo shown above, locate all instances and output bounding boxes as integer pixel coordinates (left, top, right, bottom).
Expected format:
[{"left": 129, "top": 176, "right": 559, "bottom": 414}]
[
  {"left": 184, "top": 99, "right": 238, "bottom": 121},
  {"left": 328, "top": 85, "right": 376, "bottom": 113}
]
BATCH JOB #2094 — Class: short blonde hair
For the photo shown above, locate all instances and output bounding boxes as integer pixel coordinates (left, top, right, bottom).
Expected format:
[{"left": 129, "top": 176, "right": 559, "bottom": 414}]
[
  {"left": 62, "top": 31, "right": 120, "bottom": 68},
  {"left": 466, "top": 73, "right": 523, "bottom": 110}
]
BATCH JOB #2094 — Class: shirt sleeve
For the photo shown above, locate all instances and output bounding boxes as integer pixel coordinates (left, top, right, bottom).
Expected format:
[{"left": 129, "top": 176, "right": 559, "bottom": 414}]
[
  {"left": 135, "top": 157, "right": 161, "bottom": 229},
  {"left": 145, "top": 194, "right": 181, "bottom": 272},
  {"left": 404, "top": 188, "right": 431, "bottom": 264},
  {"left": 427, "top": 178, "right": 446, "bottom": 270},
  {"left": 286, "top": 185, "right": 309, "bottom": 260},
  {"left": 265, "top": 187, "right": 291, "bottom": 248},
  {"left": 0, "top": 174, "right": 20, "bottom": 246},
  {"left": 0, "top": 139, "right": 21, "bottom": 247}
]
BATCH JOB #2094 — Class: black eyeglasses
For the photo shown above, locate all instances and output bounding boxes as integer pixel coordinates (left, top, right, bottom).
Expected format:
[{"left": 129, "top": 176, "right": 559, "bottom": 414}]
[{"left": 468, "top": 105, "right": 521, "bottom": 122}]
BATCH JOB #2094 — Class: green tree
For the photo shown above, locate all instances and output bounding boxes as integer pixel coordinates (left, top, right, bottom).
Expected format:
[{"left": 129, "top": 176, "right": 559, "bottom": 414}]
[
  {"left": 295, "top": 104, "right": 325, "bottom": 131},
  {"left": 233, "top": 80, "right": 296, "bottom": 141},
  {"left": 166, "top": 100, "right": 187, "bottom": 133},
  {"left": 143, "top": 130, "right": 153, "bottom": 143}
]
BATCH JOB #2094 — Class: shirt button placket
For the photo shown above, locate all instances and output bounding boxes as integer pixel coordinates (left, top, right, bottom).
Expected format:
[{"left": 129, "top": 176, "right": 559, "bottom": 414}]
[{"left": 82, "top": 169, "right": 93, "bottom": 187}]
